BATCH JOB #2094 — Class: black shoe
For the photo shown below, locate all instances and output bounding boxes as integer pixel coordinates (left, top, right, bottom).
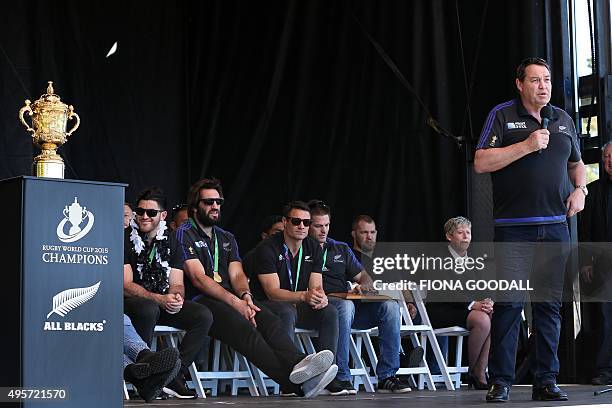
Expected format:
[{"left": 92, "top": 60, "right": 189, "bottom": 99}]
[
  {"left": 320, "top": 379, "right": 349, "bottom": 396},
  {"left": 592, "top": 373, "right": 612, "bottom": 386},
  {"left": 127, "top": 348, "right": 181, "bottom": 403},
  {"left": 339, "top": 380, "right": 357, "bottom": 395},
  {"left": 377, "top": 376, "right": 411, "bottom": 393},
  {"left": 467, "top": 371, "right": 488, "bottom": 390},
  {"left": 163, "top": 374, "right": 198, "bottom": 399},
  {"left": 124, "top": 363, "right": 151, "bottom": 381},
  {"left": 532, "top": 383, "right": 568, "bottom": 401},
  {"left": 486, "top": 384, "right": 509, "bottom": 403},
  {"left": 131, "top": 369, "right": 177, "bottom": 403},
  {"left": 136, "top": 348, "right": 181, "bottom": 376}
]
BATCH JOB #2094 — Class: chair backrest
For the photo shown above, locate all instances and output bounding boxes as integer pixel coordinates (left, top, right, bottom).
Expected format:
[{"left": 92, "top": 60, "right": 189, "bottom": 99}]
[{"left": 390, "top": 288, "right": 432, "bottom": 327}]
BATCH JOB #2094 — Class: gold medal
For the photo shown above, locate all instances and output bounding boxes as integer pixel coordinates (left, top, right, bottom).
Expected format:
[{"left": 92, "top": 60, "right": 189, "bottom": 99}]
[{"left": 213, "top": 271, "right": 222, "bottom": 283}]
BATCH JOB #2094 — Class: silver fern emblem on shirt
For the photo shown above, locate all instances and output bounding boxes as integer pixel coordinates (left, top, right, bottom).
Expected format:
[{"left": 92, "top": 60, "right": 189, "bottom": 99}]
[{"left": 46, "top": 281, "right": 101, "bottom": 318}]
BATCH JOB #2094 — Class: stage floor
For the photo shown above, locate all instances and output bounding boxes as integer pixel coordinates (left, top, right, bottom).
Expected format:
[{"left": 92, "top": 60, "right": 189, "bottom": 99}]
[{"left": 124, "top": 385, "right": 612, "bottom": 407}]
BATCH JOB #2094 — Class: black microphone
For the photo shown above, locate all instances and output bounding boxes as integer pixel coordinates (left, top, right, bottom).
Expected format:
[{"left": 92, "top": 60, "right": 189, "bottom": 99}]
[
  {"left": 541, "top": 105, "right": 553, "bottom": 129},
  {"left": 538, "top": 105, "right": 553, "bottom": 153}
]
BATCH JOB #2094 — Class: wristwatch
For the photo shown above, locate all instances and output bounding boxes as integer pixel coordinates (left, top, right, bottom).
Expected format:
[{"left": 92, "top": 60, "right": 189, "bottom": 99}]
[{"left": 576, "top": 185, "right": 588, "bottom": 197}]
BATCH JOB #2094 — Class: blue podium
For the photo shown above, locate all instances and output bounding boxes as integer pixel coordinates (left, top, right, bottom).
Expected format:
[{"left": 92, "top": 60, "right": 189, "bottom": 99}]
[{"left": 1, "top": 176, "right": 125, "bottom": 407}]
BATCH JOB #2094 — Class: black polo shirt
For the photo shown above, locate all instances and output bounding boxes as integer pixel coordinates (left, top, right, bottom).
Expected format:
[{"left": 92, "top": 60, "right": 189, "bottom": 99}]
[
  {"left": 242, "top": 247, "right": 257, "bottom": 281},
  {"left": 352, "top": 248, "right": 371, "bottom": 265},
  {"left": 476, "top": 98, "right": 581, "bottom": 226},
  {"left": 253, "top": 233, "right": 323, "bottom": 299},
  {"left": 321, "top": 238, "right": 364, "bottom": 293},
  {"left": 171, "top": 218, "right": 241, "bottom": 299}
]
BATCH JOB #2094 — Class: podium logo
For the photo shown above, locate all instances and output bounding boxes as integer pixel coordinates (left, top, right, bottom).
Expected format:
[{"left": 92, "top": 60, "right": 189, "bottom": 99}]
[
  {"left": 47, "top": 281, "right": 101, "bottom": 318},
  {"left": 44, "top": 282, "right": 106, "bottom": 332},
  {"left": 56, "top": 197, "right": 95, "bottom": 243}
]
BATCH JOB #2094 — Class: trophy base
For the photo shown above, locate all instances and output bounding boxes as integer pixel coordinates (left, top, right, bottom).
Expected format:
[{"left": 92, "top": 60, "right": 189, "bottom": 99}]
[{"left": 34, "top": 159, "right": 64, "bottom": 179}]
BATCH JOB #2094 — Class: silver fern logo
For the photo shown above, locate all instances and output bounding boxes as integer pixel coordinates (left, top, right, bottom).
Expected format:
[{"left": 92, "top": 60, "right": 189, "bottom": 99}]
[{"left": 46, "top": 281, "right": 101, "bottom": 318}]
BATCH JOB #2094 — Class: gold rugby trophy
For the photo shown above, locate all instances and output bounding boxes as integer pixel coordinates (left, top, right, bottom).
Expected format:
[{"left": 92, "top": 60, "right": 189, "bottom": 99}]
[{"left": 18, "top": 81, "right": 80, "bottom": 178}]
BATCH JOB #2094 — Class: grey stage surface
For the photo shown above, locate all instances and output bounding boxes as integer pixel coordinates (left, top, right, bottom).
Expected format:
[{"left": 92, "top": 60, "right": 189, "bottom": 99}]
[{"left": 124, "top": 385, "right": 612, "bottom": 407}]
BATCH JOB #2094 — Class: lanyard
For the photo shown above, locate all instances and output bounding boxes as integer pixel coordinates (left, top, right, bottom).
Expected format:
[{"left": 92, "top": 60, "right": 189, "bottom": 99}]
[
  {"left": 190, "top": 218, "right": 221, "bottom": 282},
  {"left": 205, "top": 231, "right": 222, "bottom": 283},
  {"left": 148, "top": 243, "right": 157, "bottom": 265},
  {"left": 283, "top": 244, "right": 302, "bottom": 291},
  {"left": 205, "top": 233, "right": 219, "bottom": 274},
  {"left": 322, "top": 247, "right": 327, "bottom": 270}
]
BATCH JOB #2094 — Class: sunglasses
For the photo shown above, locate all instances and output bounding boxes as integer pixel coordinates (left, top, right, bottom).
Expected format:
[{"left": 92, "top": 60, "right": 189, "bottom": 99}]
[
  {"left": 199, "top": 198, "right": 225, "bottom": 206},
  {"left": 134, "top": 208, "right": 161, "bottom": 217},
  {"left": 287, "top": 217, "right": 312, "bottom": 227}
]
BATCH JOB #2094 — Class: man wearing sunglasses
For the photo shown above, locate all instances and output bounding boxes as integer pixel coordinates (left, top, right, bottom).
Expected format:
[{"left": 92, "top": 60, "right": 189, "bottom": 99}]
[
  {"left": 172, "top": 179, "right": 337, "bottom": 398},
  {"left": 124, "top": 187, "right": 212, "bottom": 399},
  {"left": 254, "top": 201, "right": 342, "bottom": 395},
  {"left": 308, "top": 200, "right": 410, "bottom": 394}
]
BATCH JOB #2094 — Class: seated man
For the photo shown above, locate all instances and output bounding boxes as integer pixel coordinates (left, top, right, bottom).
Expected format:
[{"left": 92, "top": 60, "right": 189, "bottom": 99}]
[
  {"left": 308, "top": 200, "right": 410, "bottom": 394},
  {"left": 173, "top": 178, "right": 337, "bottom": 397},
  {"left": 124, "top": 187, "right": 213, "bottom": 399},
  {"left": 254, "top": 201, "right": 341, "bottom": 394},
  {"left": 123, "top": 314, "right": 181, "bottom": 403}
]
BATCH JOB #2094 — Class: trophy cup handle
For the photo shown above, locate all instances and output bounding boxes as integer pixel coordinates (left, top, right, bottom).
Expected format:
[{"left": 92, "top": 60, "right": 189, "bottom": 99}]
[
  {"left": 18, "top": 100, "right": 35, "bottom": 134},
  {"left": 66, "top": 106, "right": 80, "bottom": 137}
]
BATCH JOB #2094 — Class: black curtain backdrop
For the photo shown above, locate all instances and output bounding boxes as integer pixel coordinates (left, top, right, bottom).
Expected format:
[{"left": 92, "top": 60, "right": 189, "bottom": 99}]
[{"left": 1, "top": 0, "right": 550, "bottom": 252}]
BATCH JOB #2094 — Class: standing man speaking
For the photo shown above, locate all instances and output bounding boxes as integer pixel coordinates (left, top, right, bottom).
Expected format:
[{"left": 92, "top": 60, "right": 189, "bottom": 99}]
[{"left": 474, "top": 58, "right": 586, "bottom": 403}]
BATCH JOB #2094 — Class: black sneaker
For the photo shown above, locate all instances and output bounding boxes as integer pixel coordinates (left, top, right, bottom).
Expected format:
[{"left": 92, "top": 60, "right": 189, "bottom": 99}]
[
  {"left": 163, "top": 374, "right": 198, "bottom": 399},
  {"left": 339, "top": 380, "right": 357, "bottom": 395},
  {"left": 126, "top": 348, "right": 181, "bottom": 403},
  {"left": 131, "top": 369, "right": 177, "bottom": 403},
  {"left": 124, "top": 362, "right": 151, "bottom": 381},
  {"left": 592, "top": 373, "right": 612, "bottom": 386},
  {"left": 320, "top": 379, "right": 349, "bottom": 396},
  {"left": 377, "top": 376, "right": 411, "bottom": 393},
  {"left": 136, "top": 348, "right": 180, "bottom": 376},
  {"left": 407, "top": 346, "right": 424, "bottom": 367}
]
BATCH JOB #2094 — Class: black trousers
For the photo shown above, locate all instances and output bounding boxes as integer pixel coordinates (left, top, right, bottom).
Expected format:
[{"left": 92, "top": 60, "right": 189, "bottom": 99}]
[
  {"left": 258, "top": 300, "right": 298, "bottom": 345},
  {"left": 195, "top": 296, "right": 306, "bottom": 393},
  {"left": 124, "top": 297, "right": 213, "bottom": 370},
  {"left": 296, "top": 302, "right": 339, "bottom": 358}
]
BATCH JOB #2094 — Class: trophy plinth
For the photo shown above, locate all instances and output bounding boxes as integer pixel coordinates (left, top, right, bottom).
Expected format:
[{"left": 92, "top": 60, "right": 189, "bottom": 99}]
[{"left": 18, "top": 81, "right": 80, "bottom": 178}]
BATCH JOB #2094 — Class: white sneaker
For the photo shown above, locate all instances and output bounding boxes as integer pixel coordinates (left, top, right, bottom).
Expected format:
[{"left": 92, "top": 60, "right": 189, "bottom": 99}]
[
  {"left": 289, "top": 350, "right": 334, "bottom": 384},
  {"left": 302, "top": 364, "right": 338, "bottom": 398}
]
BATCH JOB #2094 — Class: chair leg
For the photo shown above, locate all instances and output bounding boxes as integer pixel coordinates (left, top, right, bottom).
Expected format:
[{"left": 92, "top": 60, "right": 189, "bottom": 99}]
[
  {"left": 455, "top": 337, "right": 464, "bottom": 389},
  {"left": 172, "top": 332, "right": 206, "bottom": 398},
  {"left": 424, "top": 331, "right": 454, "bottom": 391},
  {"left": 349, "top": 334, "right": 375, "bottom": 392},
  {"left": 417, "top": 332, "right": 437, "bottom": 391},
  {"left": 250, "top": 363, "right": 270, "bottom": 396}
]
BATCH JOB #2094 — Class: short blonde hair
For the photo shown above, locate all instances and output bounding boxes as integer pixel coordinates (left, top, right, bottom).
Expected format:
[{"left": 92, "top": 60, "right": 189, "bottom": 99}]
[{"left": 444, "top": 216, "right": 471, "bottom": 236}]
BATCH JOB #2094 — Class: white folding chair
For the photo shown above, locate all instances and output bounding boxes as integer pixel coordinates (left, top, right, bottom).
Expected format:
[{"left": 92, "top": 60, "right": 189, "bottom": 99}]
[
  {"left": 392, "top": 289, "right": 456, "bottom": 390},
  {"left": 426, "top": 326, "right": 470, "bottom": 389},
  {"left": 151, "top": 326, "right": 206, "bottom": 397},
  {"left": 350, "top": 329, "right": 376, "bottom": 392}
]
